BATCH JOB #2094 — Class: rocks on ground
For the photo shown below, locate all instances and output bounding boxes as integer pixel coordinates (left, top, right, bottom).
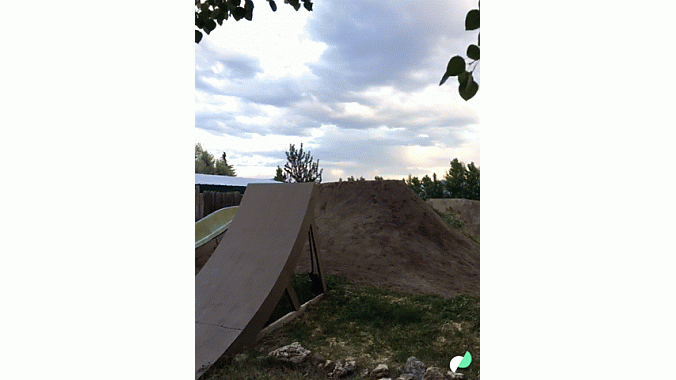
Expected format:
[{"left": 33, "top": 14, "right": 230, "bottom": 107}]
[{"left": 266, "top": 342, "right": 468, "bottom": 379}]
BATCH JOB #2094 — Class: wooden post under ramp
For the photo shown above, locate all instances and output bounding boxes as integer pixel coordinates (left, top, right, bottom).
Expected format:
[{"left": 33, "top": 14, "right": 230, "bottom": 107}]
[{"left": 195, "top": 183, "right": 320, "bottom": 379}]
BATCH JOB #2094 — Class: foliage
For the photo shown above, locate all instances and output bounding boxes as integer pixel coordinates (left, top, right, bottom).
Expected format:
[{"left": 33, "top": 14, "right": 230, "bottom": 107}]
[
  {"left": 405, "top": 158, "right": 479, "bottom": 200},
  {"left": 202, "top": 275, "right": 480, "bottom": 380},
  {"left": 195, "top": 143, "right": 237, "bottom": 176},
  {"left": 195, "top": 0, "right": 314, "bottom": 43},
  {"left": 445, "top": 158, "right": 479, "bottom": 200},
  {"left": 440, "top": 2, "right": 480, "bottom": 101},
  {"left": 273, "top": 166, "right": 287, "bottom": 182},
  {"left": 282, "top": 143, "right": 323, "bottom": 183},
  {"left": 374, "top": 176, "right": 384, "bottom": 181}
]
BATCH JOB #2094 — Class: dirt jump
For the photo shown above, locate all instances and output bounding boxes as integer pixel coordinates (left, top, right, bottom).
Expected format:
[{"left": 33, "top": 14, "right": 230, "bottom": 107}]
[{"left": 294, "top": 180, "right": 479, "bottom": 298}]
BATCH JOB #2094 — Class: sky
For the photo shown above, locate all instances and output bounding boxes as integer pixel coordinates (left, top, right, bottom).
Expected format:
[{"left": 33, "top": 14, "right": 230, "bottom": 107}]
[{"left": 195, "top": 0, "right": 480, "bottom": 182}]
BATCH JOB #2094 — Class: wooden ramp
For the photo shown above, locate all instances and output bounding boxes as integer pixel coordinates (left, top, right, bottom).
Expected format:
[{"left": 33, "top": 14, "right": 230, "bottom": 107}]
[{"left": 195, "top": 183, "right": 325, "bottom": 379}]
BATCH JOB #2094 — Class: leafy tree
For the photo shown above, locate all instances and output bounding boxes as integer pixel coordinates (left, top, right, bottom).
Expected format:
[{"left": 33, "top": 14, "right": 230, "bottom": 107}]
[
  {"left": 195, "top": 0, "right": 314, "bottom": 43},
  {"left": 406, "top": 174, "right": 423, "bottom": 196},
  {"left": 195, "top": 143, "right": 215, "bottom": 174},
  {"left": 374, "top": 176, "right": 384, "bottom": 181},
  {"left": 215, "top": 152, "right": 236, "bottom": 176},
  {"left": 283, "top": 143, "right": 323, "bottom": 183},
  {"left": 346, "top": 176, "right": 356, "bottom": 182},
  {"left": 273, "top": 166, "right": 287, "bottom": 182},
  {"left": 195, "top": 143, "right": 236, "bottom": 176},
  {"left": 420, "top": 175, "right": 434, "bottom": 200},
  {"left": 464, "top": 162, "right": 480, "bottom": 200},
  {"left": 440, "top": 2, "right": 480, "bottom": 100},
  {"left": 445, "top": 158, "right": 467, "bottom": 198}
]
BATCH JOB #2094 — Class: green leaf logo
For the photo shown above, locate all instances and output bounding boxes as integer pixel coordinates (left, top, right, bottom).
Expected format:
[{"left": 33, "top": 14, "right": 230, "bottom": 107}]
[{"left": 449, "top": 351, "right": 472, "bottom": 373}]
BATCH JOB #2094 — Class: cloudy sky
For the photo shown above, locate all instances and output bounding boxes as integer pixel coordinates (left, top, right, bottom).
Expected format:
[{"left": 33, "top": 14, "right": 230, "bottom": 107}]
[{"left": 195, "top": 0, "right": 480, "bottom": 182}]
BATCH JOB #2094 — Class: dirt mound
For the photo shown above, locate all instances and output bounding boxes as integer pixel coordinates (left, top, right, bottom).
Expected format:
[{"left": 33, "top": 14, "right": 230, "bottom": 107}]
[
  {"left": 426, "top": 198, "right": 480, "bottom": 237},
  {"left": 296, "top": 180, "right": 479, "bottom": 298}
]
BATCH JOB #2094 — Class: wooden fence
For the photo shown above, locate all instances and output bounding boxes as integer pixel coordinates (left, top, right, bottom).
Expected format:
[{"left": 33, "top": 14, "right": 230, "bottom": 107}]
[{"left": 195, "top": 186, "right": 243, "bottom": 221}]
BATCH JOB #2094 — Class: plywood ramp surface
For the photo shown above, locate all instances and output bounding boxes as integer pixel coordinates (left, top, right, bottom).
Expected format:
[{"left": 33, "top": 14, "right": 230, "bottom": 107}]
[{"left": 195, "top": 183, "right": 318, "bottom": 378}]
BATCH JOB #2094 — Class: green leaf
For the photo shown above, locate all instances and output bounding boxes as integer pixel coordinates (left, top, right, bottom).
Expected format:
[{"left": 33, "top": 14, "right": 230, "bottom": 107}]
[
  {"left": 269, "top": 0, "right": 277, "bottom": 11},
  {"left": 204, "top": 19, "right": 217, "bottom": 34},
  {"left": 244, "top": 0, "right": 254, "bottom": 20},
  {"left": 445, "top": 55, "right": 466, "bottom": 77},
  {"left": 465, "top": 9, "right": 480, "bottom": 31},
  {"left": 195, "top": 16, "right": 205, "bottom": 29},
  {"left": 439, "top": 73, "right": 451, "bottom": 86},
  {"left": 478, "top": 33, "right": 480, "bottom": 47},
  {"left": 458, "top": 71, "right": 470, "bottom": 85},
  {"left": 196, "top": 30, "right": 203, "bottom": 43},
  {"left": 459, "top": 73, "right": 479, "bottom": 100},
  {"left": 232, "top": 6, "right": 245, "bottom": 20},
  {"left": 303, "top": 0, "right": 313, "bottom": 11},
  {"left": 467, "top": 44, "right": 480, "bottom": 60},
  {"left": 288, "top": 0, "right": 301, "bottom": 11}
]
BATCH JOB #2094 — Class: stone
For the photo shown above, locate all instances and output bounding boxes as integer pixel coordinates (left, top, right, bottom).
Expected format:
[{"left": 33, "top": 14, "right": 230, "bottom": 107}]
[
  {"left": 372, "top": 364, "right": 390, "bottom": 379},
  {"left": 396, "top": 374, "right": 415, "bottom": 380},
  {"left": 324, "top": 360, "right": 358, "bottom": 379},
  {"left": 268, "top": 342, "right": 311, "bottom": 365},
  {"left": 421, "top": 367, "right": 446, "bottom": 380},
  {"left": 446, "top": 371, "right": 464, "bottom": 379},
  {"left": 344, "top": 360, "right": 357, "bottom": 374},
  {"left": 403, "top": 357, "right": 426, "bottom": 379},
  {"left": 323, "top": 360, "right": 337, "bottom": 374}
]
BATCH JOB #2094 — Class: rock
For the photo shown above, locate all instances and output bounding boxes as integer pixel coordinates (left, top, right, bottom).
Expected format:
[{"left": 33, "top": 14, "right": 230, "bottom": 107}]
[
  {"left": 403, "top": 357, "right": 426, "bottom": 379},
  {"left": 324, "top": 360, "right": 358, "bottom": 378},
  {"left": 372, "top": 363, "right": 390, "bottom": 379},
  {"left": 234, "top": 353, "right": 248, "bottom": 363},
  {"left": 396, "top": 374, "right": 415, "bottom": 380},
  {"left": 323, "top": 360, "right": 337, "bottom": 374},
  {"left": 446, "top": 371, "right": 464, "bottom": 379},
  {"left": 268, "top": 342, "right": 311, "bottom": 365},
  {"left": 344, "top": 360, "right": 357, "bottom": 374},
  {"left": 421, "top": 367, "right": 446, "bottom": 380}
]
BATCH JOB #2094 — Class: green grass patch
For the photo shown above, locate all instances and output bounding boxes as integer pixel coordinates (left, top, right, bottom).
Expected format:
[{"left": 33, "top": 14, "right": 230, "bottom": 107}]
[{"left": 203, "top": 275, "right": 480, "bottom": 380}]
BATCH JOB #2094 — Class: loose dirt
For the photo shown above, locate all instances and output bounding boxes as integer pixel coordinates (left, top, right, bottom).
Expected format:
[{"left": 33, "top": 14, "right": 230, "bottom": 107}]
[
  {"left": 426, "top": 198, "right": 480, "bottom": 237},
  {"left": 295, "top": 180, "right": 479, "bottom": 298}
]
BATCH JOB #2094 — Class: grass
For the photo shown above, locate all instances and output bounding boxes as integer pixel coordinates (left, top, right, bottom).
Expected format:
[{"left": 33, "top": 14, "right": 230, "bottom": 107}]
[
  {"left": 436, "top": 210, "right": 480, "bottom": 245},
  {"left": 202, "top": 274, "right": 480, "bottom": 380}
]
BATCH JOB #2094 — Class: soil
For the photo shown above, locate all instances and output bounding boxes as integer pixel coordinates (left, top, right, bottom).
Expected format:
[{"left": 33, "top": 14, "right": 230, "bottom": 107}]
[
  {"left": 295, "top": 180, "right": 479, "bottom": 298},
  {"left": 426, "top": 198, "right": 480, "bottom": 237}
]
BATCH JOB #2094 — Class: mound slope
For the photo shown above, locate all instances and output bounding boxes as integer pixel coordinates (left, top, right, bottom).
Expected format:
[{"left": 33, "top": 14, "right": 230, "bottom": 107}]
[
  {"left": 296, "top": 180, "right": 479, "bottom": 298},
  {"left": 426, "top": 198, "right": 480, "bottom": 237}
]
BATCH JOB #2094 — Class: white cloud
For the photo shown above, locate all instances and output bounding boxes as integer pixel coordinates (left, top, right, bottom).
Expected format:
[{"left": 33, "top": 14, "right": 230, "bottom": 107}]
[{"left": 195, "top": 0, "right": 480, "bottom": 181}]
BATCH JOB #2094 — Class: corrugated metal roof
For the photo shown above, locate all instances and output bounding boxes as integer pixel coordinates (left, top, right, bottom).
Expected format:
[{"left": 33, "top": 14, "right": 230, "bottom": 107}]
[{"left": 195, "top": 173, "right": 281, "bottom": 187}]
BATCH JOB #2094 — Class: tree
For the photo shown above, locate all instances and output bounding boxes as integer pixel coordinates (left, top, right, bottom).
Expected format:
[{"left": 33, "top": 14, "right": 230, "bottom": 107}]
[
  {"left": 445, "top": 158, "right": 467, "bottom": 198},
  {"left": 273, "top": 166, "right": 287, "bottom": 182},
  {"left": 283, "top": 143, "right": 323, "bottom": 183},
  {"left": 439, "top": 2, "right": 480, "bottom": 101},
  {"left": 195, "top": 0, "right": 314, "bottom": 43},
  {"left": 215, "top": 152, "right": 236, "bottom": 176},
  {"left": 195, "top": 143, "right": 215, "bottom": 174},
  {"left": 195, "top": 143, "right": 236, "bottom": 175},
  {"left": 464, "top": 162, "right": 480, "bottom": 200}
]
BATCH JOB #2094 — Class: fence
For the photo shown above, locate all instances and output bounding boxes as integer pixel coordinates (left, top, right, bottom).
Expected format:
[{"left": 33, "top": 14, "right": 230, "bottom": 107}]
[{"left": 195, "top": 186, "right": 243, "bottom": 221}]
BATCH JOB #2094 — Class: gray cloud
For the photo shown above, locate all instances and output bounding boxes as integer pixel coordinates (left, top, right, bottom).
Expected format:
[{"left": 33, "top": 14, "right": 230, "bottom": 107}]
[{"left": 195, "top": 0, "right": 479, "bottom": 179}]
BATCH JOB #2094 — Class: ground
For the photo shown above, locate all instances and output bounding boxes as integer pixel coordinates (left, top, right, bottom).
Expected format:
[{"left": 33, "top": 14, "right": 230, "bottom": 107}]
[{"left": 294, "top": 180, "right": 479, "bottom": 298}]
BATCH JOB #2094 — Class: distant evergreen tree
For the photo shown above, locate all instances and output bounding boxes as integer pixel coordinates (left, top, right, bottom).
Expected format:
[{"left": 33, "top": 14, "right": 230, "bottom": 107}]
[
  {"left": 195, "top": 144, "right": 236, "bottom": 176},
  {"left": 283, "top": 143, "right": 323, "bottom": 183},
  {"left": 273, "top": 166, "right": 287, "bottom": 182}
]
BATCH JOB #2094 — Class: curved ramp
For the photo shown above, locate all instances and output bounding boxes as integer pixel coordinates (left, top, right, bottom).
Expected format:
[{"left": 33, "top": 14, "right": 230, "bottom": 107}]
[
  {"left": 195, "top": 206, "right": 239, "bottom": 274},
  {"left": 195, "top": 183, "right": 319, "bottom": 378},
  {"left": 195, "top": 206, "right": 239, "bottom": 250}
]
